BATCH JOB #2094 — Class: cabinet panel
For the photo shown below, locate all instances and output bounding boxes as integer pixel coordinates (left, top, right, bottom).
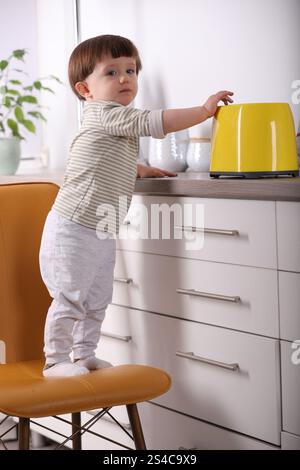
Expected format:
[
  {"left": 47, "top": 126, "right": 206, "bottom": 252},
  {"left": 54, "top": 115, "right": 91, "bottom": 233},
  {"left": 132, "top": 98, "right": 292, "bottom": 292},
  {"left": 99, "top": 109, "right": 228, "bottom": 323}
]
[
  {"left": 113, "top": 250, "right": 279, "bottom": 336},
  {"left": 281, "top": 431, "right": 300, "bottom": 450},
  {"left": 139, "top": 402, "right": 278, "bottom": 450},
  {"left": 277, "top": 202, "right": 300, "bottom": 272},
  {"left": 118, "top": 196, "right": 277, "bottom": 269},
  {"left": 99, "top": 305, "right": 281, "bottom": 444},
  {"left": 279, "top": 271, "right": 300, "bottom": 341},
  {"left": 281, "top": 340, "right": 300, "bottom": 436}
]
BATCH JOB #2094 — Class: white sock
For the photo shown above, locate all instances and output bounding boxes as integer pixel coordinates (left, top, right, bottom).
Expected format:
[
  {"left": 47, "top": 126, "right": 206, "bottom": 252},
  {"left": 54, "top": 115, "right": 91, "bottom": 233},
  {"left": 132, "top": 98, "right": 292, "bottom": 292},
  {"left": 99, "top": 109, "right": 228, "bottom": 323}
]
[
  {"left": 74, "top": 356, "right": 113, "bottom": 370},
  {"left": 43, "top": 361, "right": 89, "bottom": 378}
]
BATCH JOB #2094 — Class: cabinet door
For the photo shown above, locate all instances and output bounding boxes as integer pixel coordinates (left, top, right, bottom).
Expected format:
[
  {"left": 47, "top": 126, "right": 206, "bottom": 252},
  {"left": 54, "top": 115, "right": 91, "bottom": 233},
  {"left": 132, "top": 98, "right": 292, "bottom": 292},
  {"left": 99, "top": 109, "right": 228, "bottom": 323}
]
[
  {"left": 277, "top": 202, "right": 300, "bottom": 272},
  {"left": 99, "top": 305, "right": 281, "bottom": 445},
  {"left": 113, "top": 250, "right": 279, "bottom": 336},
  {"left": 279, "top": 271, "right": 300, "bottom": 341},
  {"left": 281, "top": 340, "right": 300, "bottom": 436},
  {"left": 118, "top": 196, "right": 277, "bottom": 269},
  {"left": 281, "top": 431, "right": 300, "bottom": 450},
  {"left": 139, "top": 402, "right": 278, "bottom": 450}
]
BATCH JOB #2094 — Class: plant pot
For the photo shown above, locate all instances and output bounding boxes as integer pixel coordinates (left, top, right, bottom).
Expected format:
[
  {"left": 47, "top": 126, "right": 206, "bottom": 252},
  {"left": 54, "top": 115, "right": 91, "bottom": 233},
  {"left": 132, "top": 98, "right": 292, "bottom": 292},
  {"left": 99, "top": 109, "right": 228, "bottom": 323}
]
[{"left": 0, "top": 137, "right": 21, "bottom": 175}]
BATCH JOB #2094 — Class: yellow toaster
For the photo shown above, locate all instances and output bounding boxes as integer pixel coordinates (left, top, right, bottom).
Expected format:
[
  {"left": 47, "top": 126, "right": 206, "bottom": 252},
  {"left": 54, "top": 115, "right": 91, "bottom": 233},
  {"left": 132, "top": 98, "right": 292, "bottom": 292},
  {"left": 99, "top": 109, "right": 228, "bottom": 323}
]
[{"left": 210, "top": 103, "right": 299, "bottom": 178}]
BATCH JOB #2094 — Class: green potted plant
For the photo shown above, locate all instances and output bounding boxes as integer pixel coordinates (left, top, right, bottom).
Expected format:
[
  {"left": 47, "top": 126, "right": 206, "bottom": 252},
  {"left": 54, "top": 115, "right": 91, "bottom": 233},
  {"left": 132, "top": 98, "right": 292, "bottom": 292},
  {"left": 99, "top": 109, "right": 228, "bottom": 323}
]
[{"left": 0, "top": 49, "right": 61, "bottom": 175}]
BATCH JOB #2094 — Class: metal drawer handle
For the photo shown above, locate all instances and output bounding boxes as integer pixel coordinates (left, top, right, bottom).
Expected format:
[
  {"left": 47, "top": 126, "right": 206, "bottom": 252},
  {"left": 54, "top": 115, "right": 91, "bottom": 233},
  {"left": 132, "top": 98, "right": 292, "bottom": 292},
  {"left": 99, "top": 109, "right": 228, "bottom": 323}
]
[
  {"left": 114, "top": 277, "right": 133, "bottom": 284},
  {"left": 102, "top": 331, "right": 132, "bottom": 342},
  {"left": 176, "top": 288, "right": 240, "bottom": 303},
  {"left": 123, "top": 220, "right": 131, "bottom": 225},
  {"left": 176, "top": 351, "right": 239, "bottom": 371},
  {"left": 174, "top": 225, "right": 239, "bottom": 236}
]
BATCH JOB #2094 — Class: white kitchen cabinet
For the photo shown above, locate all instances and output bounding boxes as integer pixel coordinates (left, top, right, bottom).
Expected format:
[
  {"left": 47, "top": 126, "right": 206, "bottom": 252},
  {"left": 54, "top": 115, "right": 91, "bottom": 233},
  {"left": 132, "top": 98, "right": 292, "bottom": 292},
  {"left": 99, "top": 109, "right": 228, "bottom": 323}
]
[
  {"left": 99, "top": 304, "right": 281, "bottom": 445},
  {"left": 113, "top": 250, "right": 279, "bottom": 337},
  {"left": 281, "top": 340, "right": 300, "bottom": 436},
  {"left": 118, "top": 196, "right": 277, "bottom": 269},
  {"left": 109, "top": 196, "right": 299, "bottom": 449},
  {"left": 281, "top": 431, "right": 300, "bottom": 450},
  {"left": 277, "top": 201, "right": 300, "bottom": 272},
  {"left": 139, "top": 402, "right": 278, "bottom": 451},
  {"left": 279, "top": 271, "right": 300, "bottom": 341}
]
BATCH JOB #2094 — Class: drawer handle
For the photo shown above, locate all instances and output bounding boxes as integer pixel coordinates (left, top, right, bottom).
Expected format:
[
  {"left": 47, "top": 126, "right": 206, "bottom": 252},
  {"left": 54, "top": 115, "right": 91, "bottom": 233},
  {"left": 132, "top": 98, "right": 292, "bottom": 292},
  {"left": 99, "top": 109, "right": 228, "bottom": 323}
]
[
  {"left": 174, "top": 225, "right": 239, "bottom": 236},
  {"left": 176, "top": 288, "right": 240, "bottom": 303},
  {"left": 123, "top": 220, "right": 131, "bottom": 225},
  {"left": 114, "top": 277, "right": 133, "bottom": 284},
  {"left": 102, "top": 331, "right": 132, "bottom": 342},
  {"left": 176, "top": 351, "right": 239, "bottom": 371}
]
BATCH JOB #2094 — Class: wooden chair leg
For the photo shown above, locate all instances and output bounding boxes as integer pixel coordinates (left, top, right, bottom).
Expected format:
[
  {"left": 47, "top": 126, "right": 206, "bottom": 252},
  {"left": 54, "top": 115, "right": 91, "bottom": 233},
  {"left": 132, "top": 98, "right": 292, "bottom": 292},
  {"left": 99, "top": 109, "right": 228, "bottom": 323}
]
[
  {"left": 71, "top": 412, "right": 82, "bottom": 450},
  {"left": 126, "top": 404, "right": 146, "bottom": 450},
  {"left": 18, "top": 417, "right": 30, "bottom": 450}
]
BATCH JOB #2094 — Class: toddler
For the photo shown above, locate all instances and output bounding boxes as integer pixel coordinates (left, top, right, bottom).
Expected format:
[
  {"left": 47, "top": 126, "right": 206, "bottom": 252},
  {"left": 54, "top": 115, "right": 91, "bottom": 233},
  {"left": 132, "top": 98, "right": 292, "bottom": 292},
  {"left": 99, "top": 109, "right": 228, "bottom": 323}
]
[{"left": 39, "top": 34, "right": 233, "bottom": 377}]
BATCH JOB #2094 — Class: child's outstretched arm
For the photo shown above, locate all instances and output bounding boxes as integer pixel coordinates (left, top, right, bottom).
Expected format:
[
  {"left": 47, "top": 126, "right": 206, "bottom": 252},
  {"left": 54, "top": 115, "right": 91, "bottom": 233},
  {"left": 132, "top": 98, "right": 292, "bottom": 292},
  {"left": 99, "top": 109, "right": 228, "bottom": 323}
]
[{"left": 162, "top": 90, "right": 234, "bottom": 134}]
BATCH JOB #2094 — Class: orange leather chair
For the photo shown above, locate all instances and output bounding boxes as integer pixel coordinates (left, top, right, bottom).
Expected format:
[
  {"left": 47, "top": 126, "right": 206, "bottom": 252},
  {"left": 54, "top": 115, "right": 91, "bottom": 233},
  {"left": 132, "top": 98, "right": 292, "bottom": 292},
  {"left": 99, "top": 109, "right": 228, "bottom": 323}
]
[{"left": 0, "top": 182, "right": 171, "bottom": 450}]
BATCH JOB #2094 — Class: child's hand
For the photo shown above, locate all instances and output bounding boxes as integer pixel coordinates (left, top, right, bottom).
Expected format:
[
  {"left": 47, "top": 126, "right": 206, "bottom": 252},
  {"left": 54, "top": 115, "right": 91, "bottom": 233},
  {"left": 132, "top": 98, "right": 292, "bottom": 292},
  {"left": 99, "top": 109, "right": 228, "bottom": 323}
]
[
  {"left": 137, "top": 163, "right": 177, "bottom": 178},
  {"left": 203, "top": 91, "right": 234, "bottom": 117}
]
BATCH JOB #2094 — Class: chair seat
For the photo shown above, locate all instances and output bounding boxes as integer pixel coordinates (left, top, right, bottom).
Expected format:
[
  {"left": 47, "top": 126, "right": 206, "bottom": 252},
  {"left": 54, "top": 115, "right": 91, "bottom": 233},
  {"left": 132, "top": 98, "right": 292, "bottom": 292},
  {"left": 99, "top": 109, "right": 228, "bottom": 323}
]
[{"left": 0, "top": 360, "right": 171, "bottom": 418}]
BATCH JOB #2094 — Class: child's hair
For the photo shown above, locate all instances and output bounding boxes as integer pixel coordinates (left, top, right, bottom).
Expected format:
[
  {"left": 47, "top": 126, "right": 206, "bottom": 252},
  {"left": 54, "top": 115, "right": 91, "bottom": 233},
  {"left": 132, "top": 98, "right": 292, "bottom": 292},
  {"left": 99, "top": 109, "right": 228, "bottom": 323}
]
[{"left": 68, "top": 34, "right": 142, "bottom": 100}]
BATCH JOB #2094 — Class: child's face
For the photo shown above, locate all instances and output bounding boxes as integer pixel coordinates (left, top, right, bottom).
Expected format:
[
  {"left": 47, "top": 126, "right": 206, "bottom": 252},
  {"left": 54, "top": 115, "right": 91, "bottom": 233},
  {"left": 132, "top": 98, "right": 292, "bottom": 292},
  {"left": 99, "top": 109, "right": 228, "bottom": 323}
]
[{"left": 76, "top": 55, "right": 138, "bottom": 105}]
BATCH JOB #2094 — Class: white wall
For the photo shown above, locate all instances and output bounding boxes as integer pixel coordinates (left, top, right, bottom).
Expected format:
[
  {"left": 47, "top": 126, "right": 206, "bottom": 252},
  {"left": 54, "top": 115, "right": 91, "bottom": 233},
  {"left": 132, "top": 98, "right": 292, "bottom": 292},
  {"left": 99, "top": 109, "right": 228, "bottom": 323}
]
[
  {"left": 80, "top": 0, "right": 300, "bottom": 142},
  {"left": 36, "top": 0, "right": 79, "bottom": 170},
  {"left": 0, "top": 0, "right": 41, "bottom": 158},
  {"left": 33, "top": 0, "right": 300, "bottom": 168}
]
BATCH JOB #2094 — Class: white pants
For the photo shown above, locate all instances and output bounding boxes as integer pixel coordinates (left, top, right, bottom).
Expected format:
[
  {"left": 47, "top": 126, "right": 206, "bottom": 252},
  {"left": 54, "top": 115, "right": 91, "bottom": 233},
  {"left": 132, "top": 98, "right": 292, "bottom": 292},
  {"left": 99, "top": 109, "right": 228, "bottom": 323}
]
[{"left": 39, "top": 210, "right": 116, "bottom": 364}]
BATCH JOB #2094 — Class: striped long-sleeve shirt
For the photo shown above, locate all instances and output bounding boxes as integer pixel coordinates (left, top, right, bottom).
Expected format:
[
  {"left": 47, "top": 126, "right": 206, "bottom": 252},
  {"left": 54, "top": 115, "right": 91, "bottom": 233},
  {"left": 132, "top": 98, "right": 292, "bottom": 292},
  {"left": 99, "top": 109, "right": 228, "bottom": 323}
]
[{"left": 53, "top": 100, "right": 165, "bottom": 233}]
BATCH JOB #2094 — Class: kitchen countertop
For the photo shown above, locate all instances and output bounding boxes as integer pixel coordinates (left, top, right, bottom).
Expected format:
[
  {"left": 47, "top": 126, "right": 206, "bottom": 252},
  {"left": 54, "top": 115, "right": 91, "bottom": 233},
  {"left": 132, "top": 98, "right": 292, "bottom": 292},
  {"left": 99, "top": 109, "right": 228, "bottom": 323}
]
[{"left": 1, "top": 171, "right": 300, "bottom": 202}]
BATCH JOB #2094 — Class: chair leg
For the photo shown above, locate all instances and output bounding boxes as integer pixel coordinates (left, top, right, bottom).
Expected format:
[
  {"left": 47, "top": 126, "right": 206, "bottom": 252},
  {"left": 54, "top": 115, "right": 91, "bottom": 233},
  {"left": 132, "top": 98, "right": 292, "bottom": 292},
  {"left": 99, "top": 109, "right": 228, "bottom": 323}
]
[
  {"left": 71, "top": 412, "right": 82, "bottom": 450},
  {"left": 18, "top": 417, "right": 30, "bottom": 450},
  {"left": 126, "top": 404, "right": 146, "bottom": 450}
]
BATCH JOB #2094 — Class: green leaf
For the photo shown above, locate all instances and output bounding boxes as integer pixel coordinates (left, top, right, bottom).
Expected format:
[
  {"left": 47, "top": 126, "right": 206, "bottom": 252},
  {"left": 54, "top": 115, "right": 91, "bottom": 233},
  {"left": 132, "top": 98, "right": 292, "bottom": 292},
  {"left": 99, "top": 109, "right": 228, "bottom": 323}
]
[
  {"left": 33, "top": 81, "right": 42, "bottom": 90},
  {"left": 19, "top": 95, "right": 38, "bottom": 104},
  {"left": 0, "top": 85, "right": 7, "bottom": 94},
  {"left": 41, "top": 86, "right": 54, "bottom": 94},
  {"left": 21, "top": 119, "right": 36, "bottom": 133},
  {"left": 28, "top": 111, "right": 47, "bottom": 122},
  {"left": 7, "top": 119, "right": 19, "bottom": 136},
  {"left": 3, "top": 97, "right": 12, "bottom": 107},
  {"left": 6, "top": 89, "right": 20, "bottom": 96},
  {"left": 15, "top": 106, "right": 24, "bottom": 122},
  {"left": 49, "top": 74, "right": 63, "bottom": 84},
  {"left": 13, "top": 49, "right": 27, "bottom": 61},
  {"left": 23, "top": 85, "right": 33, "bottom": 91},
  {"left": 0, "top": 60, "right": 9, "bottom": 71},
  {"left": 9, "top": 79, "right": 22, "bottom": 85}
]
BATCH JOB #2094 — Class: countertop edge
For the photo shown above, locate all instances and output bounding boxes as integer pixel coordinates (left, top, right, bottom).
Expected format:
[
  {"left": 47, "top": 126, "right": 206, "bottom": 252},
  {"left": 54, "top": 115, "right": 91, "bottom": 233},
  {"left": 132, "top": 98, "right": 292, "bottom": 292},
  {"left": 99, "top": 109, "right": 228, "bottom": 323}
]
[{"left": 1, "top": 172, "right": 300, "bottom": 202}]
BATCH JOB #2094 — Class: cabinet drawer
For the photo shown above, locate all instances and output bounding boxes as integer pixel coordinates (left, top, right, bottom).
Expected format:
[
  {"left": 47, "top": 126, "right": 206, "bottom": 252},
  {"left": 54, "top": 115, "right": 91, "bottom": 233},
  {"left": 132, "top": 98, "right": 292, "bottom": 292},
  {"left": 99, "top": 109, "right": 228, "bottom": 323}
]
[
  {"left": 281, "top": 431, "right": 300, "bottom": 450},
  {"left": 277, "top": 202, "right": 300, "bottom": 272},
  {"left": 118, "top": 196, "right": 277, "bottom": 269},
  {"left": 113, "top": 250, "right": 279, "bottom": 336},
  {"left": 139, "top": 402, "right": 278, "bottom": 450},
  {"left": 281, "top": 340, "right": 300, "bottom": 436},
  {"left": 279, "top": 271, "right": 300, "bottom": 341},
  {"left": 99, "top": 305, "right": 281, "bottom": 444}
]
